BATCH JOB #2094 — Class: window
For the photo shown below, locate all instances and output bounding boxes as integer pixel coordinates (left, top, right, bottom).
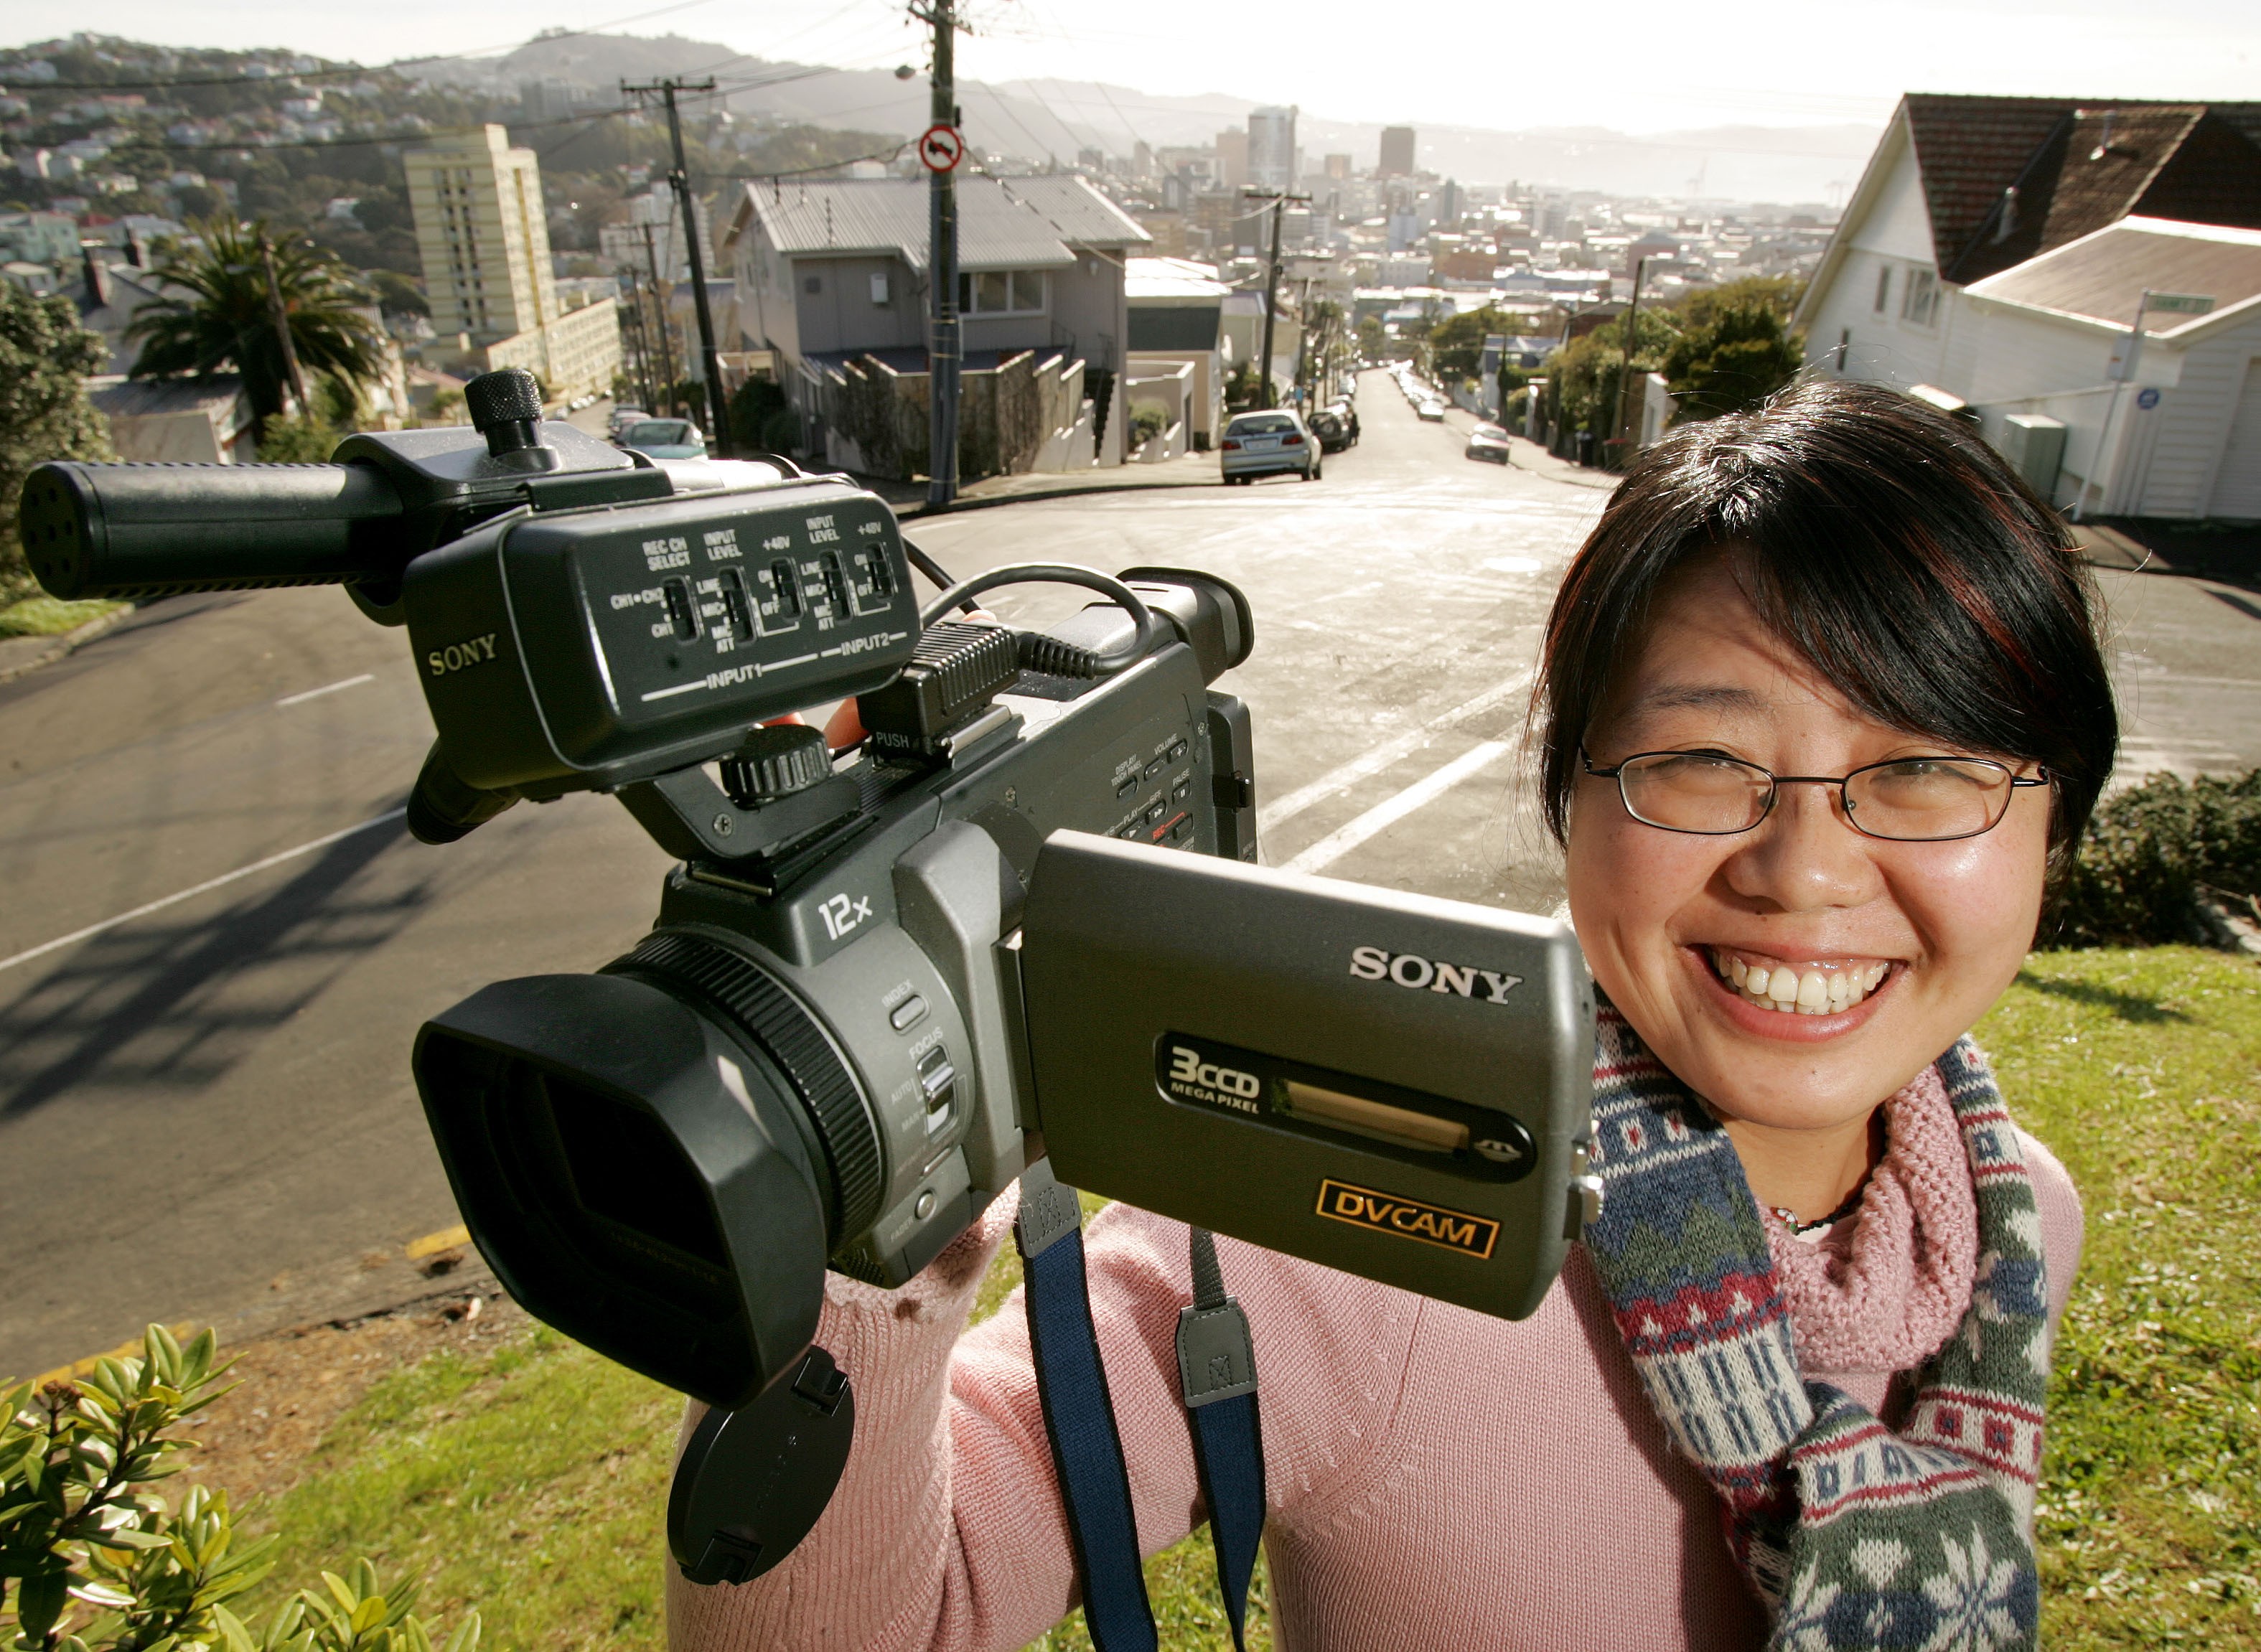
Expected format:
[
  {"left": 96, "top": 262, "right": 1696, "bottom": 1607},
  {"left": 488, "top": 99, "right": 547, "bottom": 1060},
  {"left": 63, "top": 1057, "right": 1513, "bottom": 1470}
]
[
  {"left": 1873, "top": 265, "right": 1890, "bottom": 314},
  {"left": 869, "top": 272, "right": 890, "bottom": 305},
  {"left": 804, "top": 274, "right": 822, "bottom": 295},
  {"left": 957, "top": 268, "right": 1047, "bottom": 314},
  {"left": 1901, "top": 266, "right": 1938, "bottom": 327}
]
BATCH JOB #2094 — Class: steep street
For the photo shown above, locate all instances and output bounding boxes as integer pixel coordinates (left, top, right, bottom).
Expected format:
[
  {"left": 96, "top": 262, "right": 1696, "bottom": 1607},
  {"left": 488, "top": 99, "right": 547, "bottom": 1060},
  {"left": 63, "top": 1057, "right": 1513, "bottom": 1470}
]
[{"left": 2, "top": 373, "right": 2257, "bottom": 1378}]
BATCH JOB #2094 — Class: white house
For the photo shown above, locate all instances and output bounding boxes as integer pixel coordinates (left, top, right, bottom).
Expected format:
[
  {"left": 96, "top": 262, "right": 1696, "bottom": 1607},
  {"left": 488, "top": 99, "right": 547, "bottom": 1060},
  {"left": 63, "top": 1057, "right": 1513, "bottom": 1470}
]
[
  {"left": 1946, "top": 218, "right": 2261, "bottom": 519},
  {"left": 1125, "top": 256, "right": 1230, "bottom": 450},
  {"left": 1797, "top": 94, "right": 2261, "bottom": 517}
]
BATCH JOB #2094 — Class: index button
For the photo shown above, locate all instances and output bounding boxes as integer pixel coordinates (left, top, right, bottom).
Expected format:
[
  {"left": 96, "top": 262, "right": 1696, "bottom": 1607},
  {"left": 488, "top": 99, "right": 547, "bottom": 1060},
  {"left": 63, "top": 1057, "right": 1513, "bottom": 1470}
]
[{"left": 889, "top": 995, "right": 928, "bottom": 1032}]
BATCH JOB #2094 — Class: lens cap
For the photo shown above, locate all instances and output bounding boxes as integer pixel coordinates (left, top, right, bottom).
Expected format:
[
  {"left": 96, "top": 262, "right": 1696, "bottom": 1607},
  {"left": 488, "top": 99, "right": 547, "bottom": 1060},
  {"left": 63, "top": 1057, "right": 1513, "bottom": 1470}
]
[{"left": 668, "top": 1348, "right": 857, "bottom": 1585}]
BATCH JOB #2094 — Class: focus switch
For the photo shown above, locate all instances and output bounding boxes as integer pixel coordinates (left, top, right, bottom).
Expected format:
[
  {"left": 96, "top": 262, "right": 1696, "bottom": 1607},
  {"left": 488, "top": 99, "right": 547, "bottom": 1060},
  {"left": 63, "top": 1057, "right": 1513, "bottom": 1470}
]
[
  {"left": 916, "top": 1043, "right": 956, "bottom": 1112},
  {"left": 721, "top": 723, "right": 833, "bottom": 804},
  {"left": 889, "top": 995, "right": 928, "bottom": 1032}
]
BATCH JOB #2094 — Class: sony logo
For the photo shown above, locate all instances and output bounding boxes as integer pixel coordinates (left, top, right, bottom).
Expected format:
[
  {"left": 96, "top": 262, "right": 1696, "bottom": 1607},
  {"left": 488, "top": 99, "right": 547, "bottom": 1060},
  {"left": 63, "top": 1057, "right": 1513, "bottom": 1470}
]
[
  {"left": 426, "top": 634, "right": 500, "bottom": 677},
  {"left": 1349, "top": 945, "right": 1522, "bottom": 1004}
]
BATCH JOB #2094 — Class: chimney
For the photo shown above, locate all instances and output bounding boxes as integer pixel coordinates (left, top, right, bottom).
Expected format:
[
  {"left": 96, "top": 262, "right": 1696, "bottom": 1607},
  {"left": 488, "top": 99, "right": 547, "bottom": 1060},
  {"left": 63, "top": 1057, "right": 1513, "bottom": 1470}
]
[{"left": 80, "top": 242, "right": 112, "bottom": 307}]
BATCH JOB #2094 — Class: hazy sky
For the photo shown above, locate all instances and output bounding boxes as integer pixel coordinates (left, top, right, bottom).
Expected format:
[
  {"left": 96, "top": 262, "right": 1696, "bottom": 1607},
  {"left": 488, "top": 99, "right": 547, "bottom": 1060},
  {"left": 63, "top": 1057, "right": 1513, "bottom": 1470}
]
[{"left": 4, "top": 0, "right": 2255, "bottom": 134}]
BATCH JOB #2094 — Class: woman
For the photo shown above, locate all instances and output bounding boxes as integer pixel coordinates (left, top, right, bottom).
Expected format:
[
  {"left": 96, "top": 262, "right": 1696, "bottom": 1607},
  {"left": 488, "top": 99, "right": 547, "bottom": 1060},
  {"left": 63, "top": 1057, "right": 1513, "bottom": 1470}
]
[{"left": 672, "top": 379, "right": 2101, "bottom": 1651}]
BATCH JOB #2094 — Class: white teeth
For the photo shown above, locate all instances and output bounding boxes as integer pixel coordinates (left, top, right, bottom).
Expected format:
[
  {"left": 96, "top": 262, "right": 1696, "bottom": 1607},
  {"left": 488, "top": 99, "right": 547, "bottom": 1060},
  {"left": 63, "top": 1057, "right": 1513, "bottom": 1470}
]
[{"left": 1710, "top": 951, "right": 1893, "bottom": 1015}]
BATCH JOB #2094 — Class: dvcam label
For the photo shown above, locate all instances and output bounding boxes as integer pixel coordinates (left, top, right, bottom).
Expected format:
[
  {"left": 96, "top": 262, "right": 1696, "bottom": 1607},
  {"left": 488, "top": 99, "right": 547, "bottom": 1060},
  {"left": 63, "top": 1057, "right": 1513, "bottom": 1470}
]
[{"left": 1314, "top": 1178, "right": 1499, "bottom": 1259}]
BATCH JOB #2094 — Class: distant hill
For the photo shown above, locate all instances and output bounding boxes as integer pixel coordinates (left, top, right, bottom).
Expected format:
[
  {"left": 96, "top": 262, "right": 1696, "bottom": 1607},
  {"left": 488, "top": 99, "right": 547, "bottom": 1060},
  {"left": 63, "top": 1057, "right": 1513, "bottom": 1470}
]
[{"left": 416, "top": 37, "right": 1879, "bottom": 202}]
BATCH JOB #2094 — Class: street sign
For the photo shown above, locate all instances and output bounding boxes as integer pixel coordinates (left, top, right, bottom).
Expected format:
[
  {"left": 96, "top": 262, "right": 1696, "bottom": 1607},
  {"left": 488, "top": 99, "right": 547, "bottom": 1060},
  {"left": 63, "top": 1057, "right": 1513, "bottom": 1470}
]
[
  {"left": 2146, "top": 292, "right": 2215, "bottom": 316},
  {"left": 919, "top": 124, "right": 964, "bottom": 173}
]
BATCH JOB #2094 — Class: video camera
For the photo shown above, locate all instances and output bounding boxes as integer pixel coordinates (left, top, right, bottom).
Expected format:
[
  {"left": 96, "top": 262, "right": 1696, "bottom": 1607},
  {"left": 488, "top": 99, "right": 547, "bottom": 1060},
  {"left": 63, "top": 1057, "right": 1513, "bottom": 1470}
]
[{"left": 24, "top": 369, "right": 1598, "bottom": 1582}]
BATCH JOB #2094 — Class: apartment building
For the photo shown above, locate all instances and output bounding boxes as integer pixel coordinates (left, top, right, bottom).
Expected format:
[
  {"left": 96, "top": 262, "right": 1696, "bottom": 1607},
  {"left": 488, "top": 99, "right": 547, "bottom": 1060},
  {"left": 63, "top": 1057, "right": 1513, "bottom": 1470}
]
[{"left": 404, "top": 124, "right": 622, "bottom": 400}]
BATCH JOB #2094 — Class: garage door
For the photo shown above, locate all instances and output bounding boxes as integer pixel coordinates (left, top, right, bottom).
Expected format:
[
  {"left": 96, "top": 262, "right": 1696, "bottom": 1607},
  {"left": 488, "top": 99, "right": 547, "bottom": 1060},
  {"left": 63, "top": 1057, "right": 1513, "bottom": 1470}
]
[{"left": 2211, "top": 357, "right": 2261, "bottom": 520}]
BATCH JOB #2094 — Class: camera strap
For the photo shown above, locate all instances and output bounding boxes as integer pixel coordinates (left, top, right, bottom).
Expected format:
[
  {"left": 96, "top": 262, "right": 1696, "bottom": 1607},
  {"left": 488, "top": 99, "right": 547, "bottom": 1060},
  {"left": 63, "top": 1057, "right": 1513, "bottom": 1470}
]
[{"left": 1015, "top": 1161, "right": 1265, "bottom": 1652}]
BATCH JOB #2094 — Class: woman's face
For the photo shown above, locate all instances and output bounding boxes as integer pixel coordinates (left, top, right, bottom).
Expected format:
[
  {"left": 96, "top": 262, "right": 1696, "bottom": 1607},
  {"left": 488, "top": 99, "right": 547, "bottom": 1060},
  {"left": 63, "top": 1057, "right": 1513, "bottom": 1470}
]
[{"left": 1564, "top": 555, "right": 2051, "bottom": 1132}]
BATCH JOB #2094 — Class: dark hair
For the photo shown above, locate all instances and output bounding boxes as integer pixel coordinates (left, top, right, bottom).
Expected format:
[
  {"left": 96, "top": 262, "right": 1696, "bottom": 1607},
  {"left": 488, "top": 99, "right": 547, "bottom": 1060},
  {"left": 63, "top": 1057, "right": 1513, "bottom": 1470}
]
[{"left": 1534, "top": 377, "right": 2116, "bottom": 864}]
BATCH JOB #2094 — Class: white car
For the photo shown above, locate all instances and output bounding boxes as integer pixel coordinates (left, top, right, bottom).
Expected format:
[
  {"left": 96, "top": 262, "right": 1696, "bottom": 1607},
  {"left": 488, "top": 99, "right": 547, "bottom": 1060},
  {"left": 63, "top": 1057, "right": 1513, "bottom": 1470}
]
[
  {"left": 1415, "top": 399, "right": 1447, "bottom": 423},
  {"left": 1219, "top": 409, "right": 1321, "bottom": 484},
  {"left": 1466, "top": 423, "right": 1514, "bottom": 463}
]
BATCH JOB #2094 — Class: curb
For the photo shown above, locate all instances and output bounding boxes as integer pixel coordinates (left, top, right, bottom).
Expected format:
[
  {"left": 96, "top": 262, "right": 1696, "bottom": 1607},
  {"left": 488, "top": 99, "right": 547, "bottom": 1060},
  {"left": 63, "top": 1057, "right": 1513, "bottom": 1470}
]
[
  {"left": 0, "top": 602, "right": 136, "bottom": 686},
  {"left": 897, "top": 474, "right": 1222, "bottom": 520},
  {"left": 9, "top": 1221, "right": 487, "bottom": 1389}
]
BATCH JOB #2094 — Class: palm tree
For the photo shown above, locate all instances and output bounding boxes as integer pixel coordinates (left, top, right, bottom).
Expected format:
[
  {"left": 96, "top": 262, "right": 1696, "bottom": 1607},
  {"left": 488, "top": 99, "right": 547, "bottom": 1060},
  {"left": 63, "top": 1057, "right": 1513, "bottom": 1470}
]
[{"left": 126, "top": 219, "right": 385, "bottom": 430}]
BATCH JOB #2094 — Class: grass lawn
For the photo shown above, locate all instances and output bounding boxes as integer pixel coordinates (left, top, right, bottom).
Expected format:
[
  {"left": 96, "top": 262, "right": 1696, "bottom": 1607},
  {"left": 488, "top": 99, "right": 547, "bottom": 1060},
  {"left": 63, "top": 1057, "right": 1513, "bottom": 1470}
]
[
  {"left": 0, "top": 595, "right": 119, "bottom": 637},
  {"left": 221, "top": 946, "right": 2256, "bottom": 1649}
]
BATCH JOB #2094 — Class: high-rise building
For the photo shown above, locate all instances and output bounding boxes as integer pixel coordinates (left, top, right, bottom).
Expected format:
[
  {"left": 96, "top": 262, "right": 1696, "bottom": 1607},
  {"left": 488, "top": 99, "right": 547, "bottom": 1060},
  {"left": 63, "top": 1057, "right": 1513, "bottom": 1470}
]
[
  {"left": 1324, "top": 154, "right": 1352, "bottom": 181},
  {"left": 406, "top": 123, "right": 620, "bottom": 400},
  {"left": 1214, "top": 127, "right": 1248, "bottom": 190},
  {"left": 1379, "top": 126, "right": 1416, "bottom": 177},
  {"left": 1247, "top": 105, "right": 1297, "bottom": 192}
]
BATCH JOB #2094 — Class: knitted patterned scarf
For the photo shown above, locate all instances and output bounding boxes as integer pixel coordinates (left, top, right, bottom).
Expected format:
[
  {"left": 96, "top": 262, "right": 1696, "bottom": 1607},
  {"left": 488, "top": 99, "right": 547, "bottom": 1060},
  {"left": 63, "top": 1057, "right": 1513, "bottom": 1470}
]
[{"left": 1581, "top": 1008, "right": 2050, "bottom": 1651}]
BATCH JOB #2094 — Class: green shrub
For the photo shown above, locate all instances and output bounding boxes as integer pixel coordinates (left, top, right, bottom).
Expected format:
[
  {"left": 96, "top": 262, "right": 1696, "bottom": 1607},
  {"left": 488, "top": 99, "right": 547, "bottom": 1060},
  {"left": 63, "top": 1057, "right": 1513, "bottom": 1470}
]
[
  {"left": 1128, "top": 402, "right": 1171, "bottom": 447},
  {"left": 2042, "top": 769, "right": 2261, "bottom": 947},
  {"left": 0, "top": 1326, "right": 481, "bottom": 1652}
]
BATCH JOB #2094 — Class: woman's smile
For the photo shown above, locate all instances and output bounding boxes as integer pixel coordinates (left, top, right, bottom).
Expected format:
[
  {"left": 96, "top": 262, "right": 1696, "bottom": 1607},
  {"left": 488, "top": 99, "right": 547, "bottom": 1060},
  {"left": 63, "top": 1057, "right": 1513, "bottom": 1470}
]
[{"left": 1683, "top": 942, "right": 1901, "bottom": 1043}]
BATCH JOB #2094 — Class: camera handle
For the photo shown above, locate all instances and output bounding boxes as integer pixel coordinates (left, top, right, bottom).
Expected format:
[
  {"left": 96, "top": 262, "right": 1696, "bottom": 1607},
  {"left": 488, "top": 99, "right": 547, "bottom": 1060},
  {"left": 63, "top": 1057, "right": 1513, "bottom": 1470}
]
[{"left": 1016, "top": 1160, "right": 1265, "bottom": 1652}]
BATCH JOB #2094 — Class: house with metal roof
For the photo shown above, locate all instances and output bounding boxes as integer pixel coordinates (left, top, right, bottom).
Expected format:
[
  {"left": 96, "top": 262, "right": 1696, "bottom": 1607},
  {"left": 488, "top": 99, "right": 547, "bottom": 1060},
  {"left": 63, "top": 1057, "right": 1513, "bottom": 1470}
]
[
  {"left": 1796, "top": 95, "right": 2261, "bottom": 394},
  {"left": 723, "top": 176, "right": 1150, "bottom": 477},
  {"left": 1943, "top": 218, "right": 2261, "bottom": 520}
]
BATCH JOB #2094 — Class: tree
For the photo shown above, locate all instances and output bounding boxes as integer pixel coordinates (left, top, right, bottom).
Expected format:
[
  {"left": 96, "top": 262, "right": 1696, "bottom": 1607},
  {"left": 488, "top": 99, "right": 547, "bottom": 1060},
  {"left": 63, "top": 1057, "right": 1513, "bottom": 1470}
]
[
  {"left": 125, "top": 219, "right": 385, "bottom": 433},
  {"left": 1540, "top": 306, "right": 1680, "bottom": 447},
  {"left": 0, "top": 286, "right": 114, "bottom": 604},
  {"left": 1427, "top": 305, "right": 1517, "bottom": 383},
  {"left": 1660, "top": 277, "right": 1806, "bottom": 421}
]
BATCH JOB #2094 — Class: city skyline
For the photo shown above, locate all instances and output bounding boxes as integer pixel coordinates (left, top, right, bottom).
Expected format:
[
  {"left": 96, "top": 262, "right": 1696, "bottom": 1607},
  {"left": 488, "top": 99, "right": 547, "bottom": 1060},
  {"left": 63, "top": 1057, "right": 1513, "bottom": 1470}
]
[{"left": 2, "top": 0, "right": 2254, "bottom": 139}]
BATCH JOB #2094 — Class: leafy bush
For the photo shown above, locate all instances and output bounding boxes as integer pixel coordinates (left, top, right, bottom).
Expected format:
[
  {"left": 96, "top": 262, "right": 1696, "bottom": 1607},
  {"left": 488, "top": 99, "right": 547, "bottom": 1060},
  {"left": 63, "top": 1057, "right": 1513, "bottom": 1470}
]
[
  {"left": 1660, "top": 298, "right": 1803, "bottom": 421},
  {"left": 1, "top": 1325, "right": 479, "bottom": 1652},
  {"left": 0, "top": 285, "right": 114, "bottom": 605},
  {"left": 2042, "top": 769, "right": 2261, "bottom": 948},
  {"left": 1128, "top": 402, "right": 1171, "bottom": 448}
]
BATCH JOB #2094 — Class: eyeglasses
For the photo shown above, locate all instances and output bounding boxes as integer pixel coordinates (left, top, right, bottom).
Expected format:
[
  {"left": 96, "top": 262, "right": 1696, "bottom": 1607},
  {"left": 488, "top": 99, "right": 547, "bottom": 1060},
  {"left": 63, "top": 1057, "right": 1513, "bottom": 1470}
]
[{"left": 1580, "top": 748, "right": 2049, "bottom": 842}]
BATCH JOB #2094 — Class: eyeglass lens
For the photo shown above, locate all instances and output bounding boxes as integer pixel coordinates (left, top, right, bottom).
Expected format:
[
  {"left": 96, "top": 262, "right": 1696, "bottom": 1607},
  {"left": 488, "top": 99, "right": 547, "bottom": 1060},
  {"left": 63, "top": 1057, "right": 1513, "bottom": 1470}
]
[{"left": 1615, "top": 754, "right": 2017, "bottom": 840}]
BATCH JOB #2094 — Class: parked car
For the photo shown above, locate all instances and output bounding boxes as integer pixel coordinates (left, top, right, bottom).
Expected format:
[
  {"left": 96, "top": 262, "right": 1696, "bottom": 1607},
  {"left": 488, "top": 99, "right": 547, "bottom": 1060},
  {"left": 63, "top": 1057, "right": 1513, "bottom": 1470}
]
[
  {"left": 1219, "top": 409, "right": 1321, "bottom": 484},
  {"left": 1308, "top": 408, "right": 1351, "bottom": 454},
  {"left": 1415, "top": 398, "right": 1447, "bottom": 423},
  {"left": 608, "top": 405, "right": 651, "bottom": 441},
  {"left": 619, "top": 418, "right": 707, "bottom": 460},
  {"left": 1466, "top": 422, "right": 1515, "bottom": 464}
]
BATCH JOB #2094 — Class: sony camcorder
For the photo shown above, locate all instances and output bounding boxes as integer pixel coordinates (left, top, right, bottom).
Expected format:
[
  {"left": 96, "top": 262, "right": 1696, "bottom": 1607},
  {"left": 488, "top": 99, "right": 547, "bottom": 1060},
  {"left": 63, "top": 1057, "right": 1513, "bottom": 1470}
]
[{"left": 24, "top": 368, "right": 1599, "bottom": 1583}]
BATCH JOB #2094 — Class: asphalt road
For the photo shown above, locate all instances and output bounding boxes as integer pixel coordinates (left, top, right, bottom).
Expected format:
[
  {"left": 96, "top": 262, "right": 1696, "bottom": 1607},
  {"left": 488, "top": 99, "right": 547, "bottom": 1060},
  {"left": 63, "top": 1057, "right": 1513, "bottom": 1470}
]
[{"left": 4, "top": 372, "right": 2258, "bottom": 1377}]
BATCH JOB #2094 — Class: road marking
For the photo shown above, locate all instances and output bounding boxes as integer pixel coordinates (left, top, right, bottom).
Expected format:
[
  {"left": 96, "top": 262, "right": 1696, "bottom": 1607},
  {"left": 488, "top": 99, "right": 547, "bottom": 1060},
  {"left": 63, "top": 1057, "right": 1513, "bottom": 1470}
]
[
  {"left": 1280, "top": 741, "right": 1510, "bottom": 876},
  {"left": 407, "top": 1224, "right": 472, "bottom": 1261},
  {"left": 1257, "top": 668, "right": 1534, "bottom": 835},
  {"left": 0, "top": 809, "right": 408, "bottom": 976},
  {"left": 14, "top": 1323, "right": 199, "bottom": 1390},
  {"left": 276, "top": 672, "right": 375, "bottom": 707}
]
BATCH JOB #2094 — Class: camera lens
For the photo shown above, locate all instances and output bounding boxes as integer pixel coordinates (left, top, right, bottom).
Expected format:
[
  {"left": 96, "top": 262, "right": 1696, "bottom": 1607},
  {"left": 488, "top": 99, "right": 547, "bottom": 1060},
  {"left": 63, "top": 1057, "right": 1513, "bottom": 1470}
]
[{"left": 606, "top": 931, "right": 884, "bottom": 1247}]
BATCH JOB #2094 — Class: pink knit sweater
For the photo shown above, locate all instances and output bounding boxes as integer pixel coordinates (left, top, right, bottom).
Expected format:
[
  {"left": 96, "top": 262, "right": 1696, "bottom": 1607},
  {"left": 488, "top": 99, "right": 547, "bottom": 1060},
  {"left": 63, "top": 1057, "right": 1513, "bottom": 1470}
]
[{"left": 670, "top": 1073, "right": 2082, "bottom": 1651}]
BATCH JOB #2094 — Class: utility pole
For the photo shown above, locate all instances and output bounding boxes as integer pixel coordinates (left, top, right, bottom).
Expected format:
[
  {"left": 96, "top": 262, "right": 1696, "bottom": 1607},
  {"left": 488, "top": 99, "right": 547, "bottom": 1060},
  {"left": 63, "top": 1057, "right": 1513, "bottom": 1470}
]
[
  {"left": 640, "top": 220, "right": 680, "bottom": 417},
  {"left": 1611, "top": 255, "right": 1649, "bottom": 468},
  {"left": 912, "top": 0, "right": 963, "bottom": 507},
  {"left": 623, "top": 78, "right": 731, "bottom": 454},
  {"left": 1242, "top": 187, "right": 1310, "bottom": 408},
  {"left": 261, "top": 238, "right": 309, "bottom": 421},
  {"left": 620, "top": 267, "right": 659, "bottom": 415}
]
